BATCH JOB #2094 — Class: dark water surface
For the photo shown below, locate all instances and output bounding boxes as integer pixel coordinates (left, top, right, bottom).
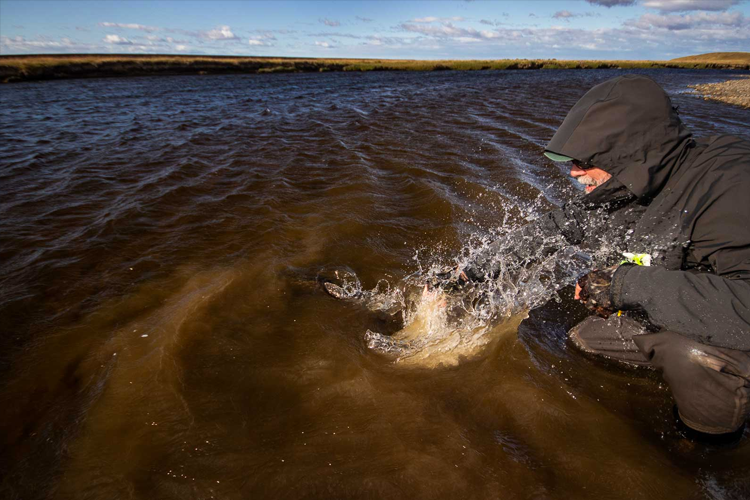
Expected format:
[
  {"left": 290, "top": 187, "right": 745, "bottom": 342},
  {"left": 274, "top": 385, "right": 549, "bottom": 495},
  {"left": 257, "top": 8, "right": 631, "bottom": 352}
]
[{"left": 1, "top": 70, "right": 749, "bottom": 499}]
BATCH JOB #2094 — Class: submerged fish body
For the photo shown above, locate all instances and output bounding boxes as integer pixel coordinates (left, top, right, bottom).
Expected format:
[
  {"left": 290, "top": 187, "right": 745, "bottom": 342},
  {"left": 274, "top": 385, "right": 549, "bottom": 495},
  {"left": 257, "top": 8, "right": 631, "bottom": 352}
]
[
  {"left": 322, "top": 269, "right": 520, "bottom": 365},
  {"left": 364, "top": 329, "right": 419, "bottom": 356},
  {"left": 358, "top": 283, "right": 490, "bottom": 364},
  {"left": 322, "top": 282, "right": 360, "bottom": 300},
  {"left": 322, "top": 281, "right": 403, "bottom": 316}
]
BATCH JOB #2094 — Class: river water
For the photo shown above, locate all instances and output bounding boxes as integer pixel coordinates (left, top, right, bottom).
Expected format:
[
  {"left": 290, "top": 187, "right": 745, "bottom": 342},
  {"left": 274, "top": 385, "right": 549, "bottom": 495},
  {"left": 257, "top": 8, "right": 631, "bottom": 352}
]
[{"left": 1, "top": 69, "right": 749, "bottom": 499}]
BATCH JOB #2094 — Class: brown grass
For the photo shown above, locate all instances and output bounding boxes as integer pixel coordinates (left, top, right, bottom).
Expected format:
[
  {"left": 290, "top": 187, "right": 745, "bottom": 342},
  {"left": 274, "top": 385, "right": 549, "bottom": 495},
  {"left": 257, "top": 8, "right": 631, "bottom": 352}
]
[
  {"left": 671, "top": 52, "right": 750, "bottom": 65},
  {"left": 1, "top": 53, "right": 748, "bottom": 83}
]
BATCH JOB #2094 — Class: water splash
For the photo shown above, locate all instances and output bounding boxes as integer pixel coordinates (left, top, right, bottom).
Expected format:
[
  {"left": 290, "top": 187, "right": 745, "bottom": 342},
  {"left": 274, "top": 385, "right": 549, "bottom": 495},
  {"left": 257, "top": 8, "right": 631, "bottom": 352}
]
[{"left": 327, "top": 224, "right": 596, "bottom": 367}]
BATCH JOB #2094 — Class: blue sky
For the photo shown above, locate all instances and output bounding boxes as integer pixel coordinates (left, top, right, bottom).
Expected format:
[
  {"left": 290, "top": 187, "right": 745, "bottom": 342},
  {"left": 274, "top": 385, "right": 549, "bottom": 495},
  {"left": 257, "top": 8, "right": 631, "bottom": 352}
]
[{"left": 1, "top": 1, "right": 748, "bottom": 60}]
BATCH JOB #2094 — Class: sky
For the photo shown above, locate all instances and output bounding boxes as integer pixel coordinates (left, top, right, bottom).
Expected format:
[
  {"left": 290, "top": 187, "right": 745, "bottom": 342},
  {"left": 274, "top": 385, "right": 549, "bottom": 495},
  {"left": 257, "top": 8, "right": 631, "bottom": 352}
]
[{"left": 1, "top": 0, "right": 748, "bottom": 60}]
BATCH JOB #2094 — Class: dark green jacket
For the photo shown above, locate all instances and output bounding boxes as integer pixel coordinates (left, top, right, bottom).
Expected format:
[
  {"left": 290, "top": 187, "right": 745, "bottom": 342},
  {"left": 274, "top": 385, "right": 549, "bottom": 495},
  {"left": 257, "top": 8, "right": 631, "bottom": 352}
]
[{"left": 545, "top": 74, "right": 750, "bottom": 350}]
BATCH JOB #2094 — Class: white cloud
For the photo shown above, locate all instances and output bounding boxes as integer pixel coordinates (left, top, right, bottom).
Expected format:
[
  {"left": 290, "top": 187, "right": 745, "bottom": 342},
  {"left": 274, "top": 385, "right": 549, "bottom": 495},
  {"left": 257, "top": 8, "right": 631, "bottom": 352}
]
[
  {"left": 99, "top": 22, "right": 159, "bottom": 33},
  {"left": 0, "top": 31, "right": 203, "bottom": 55},
  {"left": 247, "top": 40, "right": 269, "bottom": 47},
  {"left": 626, "top": 11, "right": 746, "bottom": 30},
  {"left": 0, "top": 35, "right": 97, "bottom": 53},
  {"left": 554, "top": 11, "right": 575, "bottom": 20},
  {"left": 479, "top": 15, "right": 511, "bottom": 27},
  {"left": 200, "top": 25, "right": 239, "bottom": 41},
  {"left": 253, "top": 31, "right": 277, "bottom": 41},
  {"left": 320, "top": 18, "right": 341, "bottom": 27},
  {"left": 411, "top": 16, "right": 465, "bottom": 23},
  {"left": 586, "top": 0, "right": 636, "bottom": 6},
  {"left": 96, "top": 23, "right": 282, "bottom": 47},
  {"left": 400, "top": 21, "right": 523, "bottom": 40},
  {"left": 1, "top": 24, "right": 267, "bottom": 55},
  {"left": 362, "top": 35, "right": 412, "bottom": 48},
  {"left": 2, "top": 8, "right": 748, "bottom": 59},
  {"left": 246, "top": 30, "right": 276, "bottom": 47},
  {"left": 553, "top": 11, "right": 601, "bottom": 21},
  {"left": 642, "top": 0, "right": 740, "bottom": 13},
  {"left": 308, "top": 32, "right": 363, "bottom": 39},
  {"left": 103, "top": 34, "right": 133, "bottom": 45},
  {"left": 393, "top": 14, "right": 749, "bottom": 57},
  {"left": 399, "top": 22, "right": 484, "bottom": 38}
]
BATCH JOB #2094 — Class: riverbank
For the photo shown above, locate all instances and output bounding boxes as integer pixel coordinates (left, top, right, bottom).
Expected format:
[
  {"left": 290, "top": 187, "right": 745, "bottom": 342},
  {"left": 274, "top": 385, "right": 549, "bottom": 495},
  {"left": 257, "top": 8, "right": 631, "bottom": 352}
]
[
  {"left": 2, "top": 54, "right": 749, "bottom": 83},
  {"left": 688, "top": 76, "right": 750, "bottom": 109}
]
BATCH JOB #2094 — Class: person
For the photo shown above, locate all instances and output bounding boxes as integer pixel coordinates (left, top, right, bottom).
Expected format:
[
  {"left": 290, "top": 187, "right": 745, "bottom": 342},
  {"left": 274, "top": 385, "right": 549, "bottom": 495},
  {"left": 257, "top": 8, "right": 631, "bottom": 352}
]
[{"left": 468, "top": 74, "right": 750, "bottom": 441}]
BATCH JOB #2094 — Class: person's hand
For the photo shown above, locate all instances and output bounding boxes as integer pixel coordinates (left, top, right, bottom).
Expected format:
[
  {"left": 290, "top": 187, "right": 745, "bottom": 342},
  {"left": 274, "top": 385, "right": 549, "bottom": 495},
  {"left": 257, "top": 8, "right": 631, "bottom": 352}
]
[
  {"left": 436, "top": 265, "right": 469, "bottom": 281},
  {"left": 433, "top": 266, "right": 469, "bottom": 292},
  {"left": 422, "top": 284, "right": 447, "bottom": 308},
  {"left": 576, "top": 265, "right": 619, "bottom": 317}
]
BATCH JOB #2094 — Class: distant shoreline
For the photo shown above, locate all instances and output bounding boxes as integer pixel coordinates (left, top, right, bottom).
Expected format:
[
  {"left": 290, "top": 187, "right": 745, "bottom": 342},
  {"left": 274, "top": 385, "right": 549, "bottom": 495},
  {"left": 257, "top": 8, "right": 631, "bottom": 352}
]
[{"left": 2, "top": 54, "right": 749, "bottom": 84}]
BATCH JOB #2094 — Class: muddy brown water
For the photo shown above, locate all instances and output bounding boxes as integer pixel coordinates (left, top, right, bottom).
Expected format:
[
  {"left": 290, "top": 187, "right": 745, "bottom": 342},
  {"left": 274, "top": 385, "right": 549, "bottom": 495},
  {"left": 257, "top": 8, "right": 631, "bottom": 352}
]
[{"left": 1, "top": 70, "right": 749, "bottom": 499}]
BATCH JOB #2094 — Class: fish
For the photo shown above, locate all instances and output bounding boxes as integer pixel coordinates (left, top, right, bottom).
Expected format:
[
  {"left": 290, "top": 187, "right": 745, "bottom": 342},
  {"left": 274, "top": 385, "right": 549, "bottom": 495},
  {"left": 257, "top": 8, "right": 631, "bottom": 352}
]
[
  {"left": 321, "top": 243, "right": 594, "bottom": 366},
  {"left": 324, "top": 276, "right": 491, "bottom": 364}
]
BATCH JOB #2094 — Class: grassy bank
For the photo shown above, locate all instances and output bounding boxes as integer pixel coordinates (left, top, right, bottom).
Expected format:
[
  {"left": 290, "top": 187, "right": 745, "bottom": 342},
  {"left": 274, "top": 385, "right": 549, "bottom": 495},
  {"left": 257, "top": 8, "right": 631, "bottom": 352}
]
[
  {"left": 671, "top": 52, "right": 750, "bottom": 65},
  {"left": 1, "top": 53, "right": 749, "bottom": 83}
]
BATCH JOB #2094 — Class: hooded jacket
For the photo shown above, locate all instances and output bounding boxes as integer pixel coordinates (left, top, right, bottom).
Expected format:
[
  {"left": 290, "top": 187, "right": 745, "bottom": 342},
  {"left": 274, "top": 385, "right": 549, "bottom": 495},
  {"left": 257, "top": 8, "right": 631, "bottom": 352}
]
[{"left": 545, "top": 74, "right": 750, "bottom": 350}]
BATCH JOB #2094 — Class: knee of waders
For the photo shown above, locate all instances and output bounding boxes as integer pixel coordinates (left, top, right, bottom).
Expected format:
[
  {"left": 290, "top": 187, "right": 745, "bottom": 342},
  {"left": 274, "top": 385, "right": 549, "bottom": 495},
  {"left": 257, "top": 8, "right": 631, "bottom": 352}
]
[
  {"left": 673, "top": 405, "right": 746, "bottom": 446},
  {"left": 634, "top": 331, "right": 750, "bottom": 436},
  {"left": 567, "top": 315, "right": 651, "bottom": 367}
]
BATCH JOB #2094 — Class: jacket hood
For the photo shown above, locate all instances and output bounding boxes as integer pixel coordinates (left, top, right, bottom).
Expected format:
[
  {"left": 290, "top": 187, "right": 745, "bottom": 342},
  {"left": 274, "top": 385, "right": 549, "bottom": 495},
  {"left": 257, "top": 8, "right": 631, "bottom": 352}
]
[{"left": 546, "top": 75, "right": 694, "bottom": 201}]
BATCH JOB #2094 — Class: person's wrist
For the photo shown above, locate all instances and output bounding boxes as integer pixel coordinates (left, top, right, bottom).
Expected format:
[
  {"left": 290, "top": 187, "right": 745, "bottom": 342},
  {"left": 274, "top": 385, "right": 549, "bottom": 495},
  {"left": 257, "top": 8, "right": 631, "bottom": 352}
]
[{"left": 610, "top": 263, "right": 635, "bottom": 308}]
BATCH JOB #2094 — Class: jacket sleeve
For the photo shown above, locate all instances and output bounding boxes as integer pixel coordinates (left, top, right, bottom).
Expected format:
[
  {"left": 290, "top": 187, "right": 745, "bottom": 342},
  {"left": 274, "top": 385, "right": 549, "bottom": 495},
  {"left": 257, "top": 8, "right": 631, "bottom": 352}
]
[
  {"left": 462, "top": 201, "right": 590, "bottom": 281},
  {"left": 611, "top": 265, "right": 750, "bottom": 351}
]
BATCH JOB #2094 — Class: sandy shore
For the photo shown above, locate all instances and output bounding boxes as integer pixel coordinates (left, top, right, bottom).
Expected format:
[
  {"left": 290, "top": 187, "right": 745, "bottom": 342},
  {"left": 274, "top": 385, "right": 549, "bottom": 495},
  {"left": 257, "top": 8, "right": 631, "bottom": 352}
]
[{"left": 688, "top": 76, "right": 750, "bottom": 108}]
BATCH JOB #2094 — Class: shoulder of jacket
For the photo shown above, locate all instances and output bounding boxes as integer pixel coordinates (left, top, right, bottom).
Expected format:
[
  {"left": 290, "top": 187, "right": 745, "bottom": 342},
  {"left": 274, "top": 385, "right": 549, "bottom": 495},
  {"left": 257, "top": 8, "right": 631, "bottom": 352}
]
[
  {"left": 695, "top": 134, "right": 750, "bottom": 153},
  {"left": 688, "top": 136, "right": 750, "bottom": 173}
]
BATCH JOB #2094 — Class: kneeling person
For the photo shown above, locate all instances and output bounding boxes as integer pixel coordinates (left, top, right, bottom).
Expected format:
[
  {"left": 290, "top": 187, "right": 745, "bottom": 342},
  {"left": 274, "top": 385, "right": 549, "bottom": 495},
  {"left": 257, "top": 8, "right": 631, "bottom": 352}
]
[{"left": 546, "top": 75, "right": 750, "bottom": 439}]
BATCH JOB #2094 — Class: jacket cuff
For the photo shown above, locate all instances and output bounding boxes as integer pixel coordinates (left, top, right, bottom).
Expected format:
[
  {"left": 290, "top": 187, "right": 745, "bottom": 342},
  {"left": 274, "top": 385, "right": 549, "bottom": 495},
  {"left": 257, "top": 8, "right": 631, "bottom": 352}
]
[{"left": 610, "top": 263, "right": 635, "bottom": 309}]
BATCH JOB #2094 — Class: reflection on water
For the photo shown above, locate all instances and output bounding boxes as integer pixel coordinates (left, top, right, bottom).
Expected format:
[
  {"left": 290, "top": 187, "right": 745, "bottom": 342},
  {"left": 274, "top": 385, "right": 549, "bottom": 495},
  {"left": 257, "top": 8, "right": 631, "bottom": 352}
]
[{"left": 1, "top": 69, "right": 749, "bottom": 499}]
